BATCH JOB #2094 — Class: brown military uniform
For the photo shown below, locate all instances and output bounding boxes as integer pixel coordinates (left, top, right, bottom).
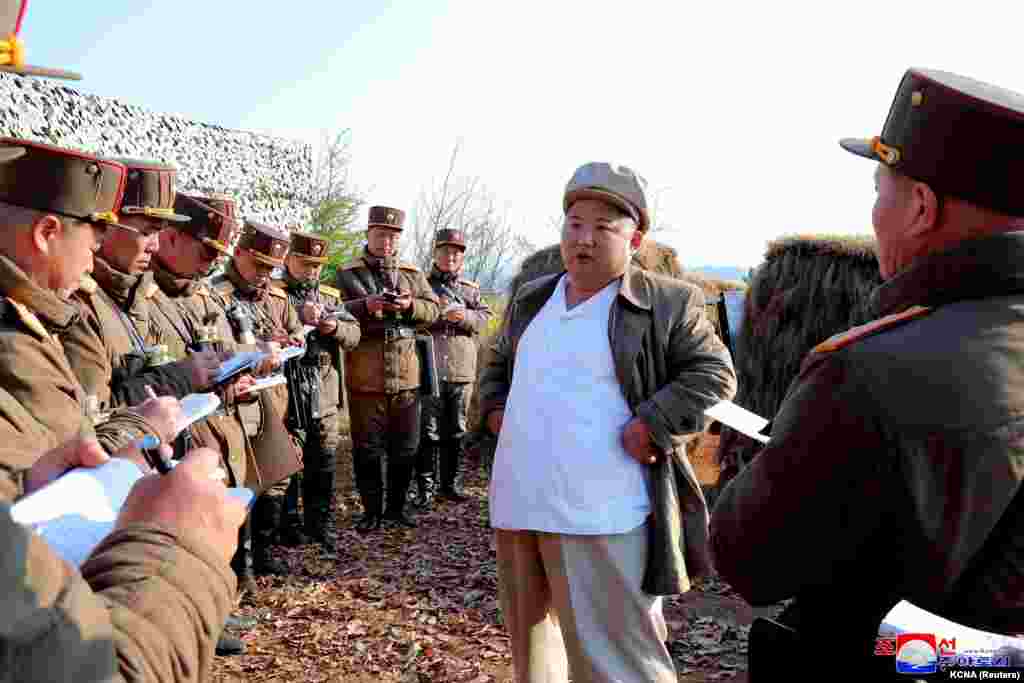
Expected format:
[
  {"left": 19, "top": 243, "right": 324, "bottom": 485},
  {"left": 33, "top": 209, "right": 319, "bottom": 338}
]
[
  {"left": 211, "top": 222, "right": 302, "bottom": 572},
  {"left": 412, "top": 228, "right": 493, "bottom": 504},
  {"left": 0, "top": 143, "right": 157, "bottom": 460},
  {"left": 63, "top": 160, "right": 197, "bottom": 410},
  {"left": 334, "top": 206, "right": 440, "bottom": 529},
  {"left": 276, "top": 230, "right": 361, "bottom": 548},
  {"left": 713, "top": 69, "right": 1024, "bottom": 678},
  {"left": 0, "top": 23, "right": 232, "bottom": 681},
  {"left": 0, "top": 395, "right": 235, "bottom": 683},
  {"left": 149, "top": 260, "right": 250, "bottom": 486}
]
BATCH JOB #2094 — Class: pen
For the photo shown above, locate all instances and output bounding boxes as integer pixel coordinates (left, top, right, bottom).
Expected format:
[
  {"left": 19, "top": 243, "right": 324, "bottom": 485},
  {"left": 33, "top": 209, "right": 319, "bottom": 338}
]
[
  {"left": 136, "top": 434, "right": 228, "bottom": 481},
  {"left": 138, "top": 434, "right": 173, "bottom": 475}
]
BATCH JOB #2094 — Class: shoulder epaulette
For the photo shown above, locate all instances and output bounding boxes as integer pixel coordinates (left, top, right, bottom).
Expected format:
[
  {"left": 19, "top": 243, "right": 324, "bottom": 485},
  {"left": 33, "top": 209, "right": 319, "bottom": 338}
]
[
  {"left": 3, "top": 298, "right": 50, "bottom": 340},
  {"left": 813, "top": 305, "right": 932, "bottom": 354},
  {"left": 268, "top": 285, "right": 287, "bottom": 299},
  {"left": 195, "top": 284, "right": 210, "bottom": 297},
  {"left": 458, "top": 278, "right": 480, "bottom": 289},
  {"left": 340, "top": 258, "right": 366, "bottom": 272},
  {"left": 143, "top": 282, "right": 159, "bottom": 299},
  {"left": 319, "top": 284, "right": 341, "bottom": 298},
  {"left": 399, "top": 261, "right": 421, "bottom": 273},
  {"left": 78, "top": 275, "right": 98, "bottom": 296}
]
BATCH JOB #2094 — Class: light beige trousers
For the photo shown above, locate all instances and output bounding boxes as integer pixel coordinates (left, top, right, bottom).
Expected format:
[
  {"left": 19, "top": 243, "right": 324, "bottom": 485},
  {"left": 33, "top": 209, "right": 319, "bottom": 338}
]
[{"left": 495, "top": 524, "right": 677, "bottom": 683}]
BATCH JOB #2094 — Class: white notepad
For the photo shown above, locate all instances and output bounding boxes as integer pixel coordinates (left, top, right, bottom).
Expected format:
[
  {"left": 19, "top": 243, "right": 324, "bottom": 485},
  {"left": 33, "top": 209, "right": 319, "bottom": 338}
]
[
  {"left": 175, "top": 393, "right": 221, "bottom": 433},
  {"left": 704, "top": 401, "right": 771, "bottom": 444},
  {"left": 11, "top": 458, "right": 146, "bottom": 567},
  {"left": 239, "top": 374, "right": 287, "bottom": 394},
  {"left": 278, "top": 345, "right": 306, "bottom": 363}
]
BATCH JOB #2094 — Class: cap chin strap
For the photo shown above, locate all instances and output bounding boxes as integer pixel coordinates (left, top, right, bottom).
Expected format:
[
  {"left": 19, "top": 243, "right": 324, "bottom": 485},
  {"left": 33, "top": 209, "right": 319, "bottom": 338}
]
[{"left": 0, "top": 34, "right": 25, "bottom": 68}]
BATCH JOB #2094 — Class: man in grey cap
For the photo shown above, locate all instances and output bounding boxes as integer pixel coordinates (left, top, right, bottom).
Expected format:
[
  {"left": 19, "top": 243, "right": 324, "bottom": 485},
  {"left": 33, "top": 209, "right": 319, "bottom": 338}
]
[{"left": 479, "top": 162, "right": 736, "bottom": 682}]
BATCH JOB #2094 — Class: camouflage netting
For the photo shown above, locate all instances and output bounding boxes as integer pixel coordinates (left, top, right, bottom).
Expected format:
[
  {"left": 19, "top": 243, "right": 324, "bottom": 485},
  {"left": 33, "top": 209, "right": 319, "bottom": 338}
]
[
  {"left": 466, "top": 239, "right": 745, "bottom": 491},
  {"left": 714, "top": 234, "right": 882, "bottom": 498}
]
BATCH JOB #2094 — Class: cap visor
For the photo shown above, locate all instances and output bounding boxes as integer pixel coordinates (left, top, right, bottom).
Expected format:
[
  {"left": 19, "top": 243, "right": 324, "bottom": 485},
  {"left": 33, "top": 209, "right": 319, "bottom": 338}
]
[
  {"left": 367, "top": 223, "right": 403, "bottom": 232},
  {"left": 294, "top": 255, "right": 329, "bottom": 264},
  {"left": 839, "top": 137, "right": 878, "bottom": 161},
  {"left": 434, "top": 241, "right": 466, "bottom": 250},
  {"left": 0, "top": 146, "right": 26, "bottom": 164},
  {"left": 0, "top": 64, "right": 83, "bottom": 81}
]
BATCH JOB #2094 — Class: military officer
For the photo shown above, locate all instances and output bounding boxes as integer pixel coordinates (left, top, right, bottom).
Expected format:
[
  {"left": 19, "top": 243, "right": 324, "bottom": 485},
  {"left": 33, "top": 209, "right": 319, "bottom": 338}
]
[
  {"left": 63, "top": 159, "right": 224, "bottom": 409},
  {"left": 335, "top": 206, "right": 440, "bottom": 531},
  {"left": 276, "top": 231, "right": 360, "bottom": 557},
  {"left": 0, "top": 5, "right": 245, "bottom": 680},
  {"left": 0, "top": 139, "right": 179, "bottom": 456},
  {"left": 211, "top": 221, "right": 303, "bottom": 575},
  {"left": 149, "top": 192, "right": 260, "bottom": 654},
  {"left": 412, "top": 228, "right": 492, "bottom": 507},
  {"left": 711, "top": 69, "right": 1024, "bottom": 679}
]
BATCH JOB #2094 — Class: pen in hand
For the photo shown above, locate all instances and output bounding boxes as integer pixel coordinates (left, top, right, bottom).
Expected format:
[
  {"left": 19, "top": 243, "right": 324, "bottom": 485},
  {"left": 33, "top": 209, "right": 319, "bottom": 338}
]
[{"left": 138, "top": 386, "right": 173, "bottom": 474}]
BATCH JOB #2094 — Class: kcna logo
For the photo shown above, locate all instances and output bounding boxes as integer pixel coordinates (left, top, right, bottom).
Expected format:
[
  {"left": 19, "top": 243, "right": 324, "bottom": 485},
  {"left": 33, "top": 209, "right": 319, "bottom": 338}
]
[
  {"left": 877, "top": 633, "right": 1014, "bottom": 674},
  {"left": 895, "top": 633, "right": 939, "bottom": 675}
]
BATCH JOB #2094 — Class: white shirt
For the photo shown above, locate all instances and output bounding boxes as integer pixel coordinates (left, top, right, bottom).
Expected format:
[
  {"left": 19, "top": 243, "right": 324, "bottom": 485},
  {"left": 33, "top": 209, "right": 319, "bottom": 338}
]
[{"left": 489, "top": 275, "right": 651, "bottom": 535}]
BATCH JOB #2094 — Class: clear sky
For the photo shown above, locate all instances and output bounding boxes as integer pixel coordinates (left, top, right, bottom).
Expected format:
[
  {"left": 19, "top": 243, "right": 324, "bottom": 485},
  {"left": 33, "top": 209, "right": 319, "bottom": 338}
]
[{"left": 20, "top": 0, "right": 1024, "bottom": 268}]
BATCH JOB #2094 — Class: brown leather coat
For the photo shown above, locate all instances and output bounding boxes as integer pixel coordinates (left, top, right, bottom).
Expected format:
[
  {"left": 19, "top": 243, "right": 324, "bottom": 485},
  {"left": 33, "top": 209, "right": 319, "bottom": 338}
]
[
  {"left": 335, "top": 254, "right": 440, "bottom": 393},
  {"left": 479, "top": 265, "right": 736, "bottom": 595}
]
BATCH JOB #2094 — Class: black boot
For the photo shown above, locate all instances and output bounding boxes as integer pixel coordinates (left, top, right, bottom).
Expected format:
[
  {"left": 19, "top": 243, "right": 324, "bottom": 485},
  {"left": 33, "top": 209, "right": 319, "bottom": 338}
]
[
  {"left": 355, "top": 489, "right": 382, "bottom": 533},
  {"left": 252, "top": 495, "right": 288, "bottom": 576},
  {"left": 384, "top": 459, "right": 416, "bottom": 528},
  {"left": 437, "top": 439, "right": 469, "bottom": 503},
  {"left": 410, "top": 442, "right": 437, "bottom": 509},
  {"left": 232, "top": 518, "right": 259, "bottom": 595},
  {"left": 279, "top": 474, "right": 307, "bottom": 546},
  {"left": 216, "top": 632, "right": 246, "bottom": 656}
]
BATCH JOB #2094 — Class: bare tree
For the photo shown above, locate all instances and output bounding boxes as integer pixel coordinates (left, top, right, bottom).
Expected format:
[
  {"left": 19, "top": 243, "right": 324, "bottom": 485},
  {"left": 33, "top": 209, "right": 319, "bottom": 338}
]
[
  {"left": 306, "top": 128, "right": 368, "bottom": 281},
  {"left": 403, "top": 143, "right": 533, "bottom": 291}
]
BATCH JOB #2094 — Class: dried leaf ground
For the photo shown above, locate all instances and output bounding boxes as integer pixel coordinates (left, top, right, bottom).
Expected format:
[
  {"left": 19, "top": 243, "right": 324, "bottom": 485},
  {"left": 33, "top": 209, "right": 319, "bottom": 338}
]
[{"left": 212, "top": 456, "right": 778, "bottom": 683}]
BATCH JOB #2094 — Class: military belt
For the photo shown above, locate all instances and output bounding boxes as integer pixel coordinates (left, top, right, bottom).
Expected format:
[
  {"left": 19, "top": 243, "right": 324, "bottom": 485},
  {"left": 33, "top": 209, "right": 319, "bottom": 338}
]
[
  {"left": 439, "top": 324, "right": 472, "bottom": 338},
  {"left": 383, "top": 326, "right": 416, "bottom": 344}
]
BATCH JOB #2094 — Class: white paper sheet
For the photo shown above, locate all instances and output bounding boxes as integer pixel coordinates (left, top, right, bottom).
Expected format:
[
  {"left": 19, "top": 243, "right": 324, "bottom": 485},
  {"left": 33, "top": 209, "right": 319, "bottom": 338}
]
[
  {"left": 239, "top": 374, "right": 287, "bottom": 394},
  {"left": 11, "top": 457, "right": 256, "bottom": 568},
  {"left": 10, "top": 458, "right": 146, "bottom": 567},
  {"left": 278, "top": 345, "right": 306, "bottom": 363},
  {"left": 879, "top": 600, "right": 1024, "bottom": 661},
  {"left": 175, "top": 393, "right": 221, "bottom": 434},
  {"left": 704, "top": 401, "right": 771, "bottom": 444}
]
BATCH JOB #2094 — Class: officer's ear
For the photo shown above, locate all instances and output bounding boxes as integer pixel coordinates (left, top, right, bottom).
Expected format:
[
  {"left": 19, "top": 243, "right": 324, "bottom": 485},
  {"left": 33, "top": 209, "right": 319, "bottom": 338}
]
[
  {"left": 907, "top": 180, "right": 942, "bottom": 237},
  {"left": 31, "top": 214, "right": 63, "bottom": 255}
]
